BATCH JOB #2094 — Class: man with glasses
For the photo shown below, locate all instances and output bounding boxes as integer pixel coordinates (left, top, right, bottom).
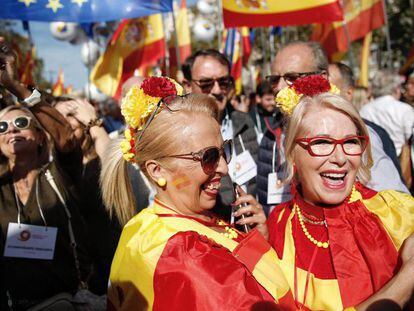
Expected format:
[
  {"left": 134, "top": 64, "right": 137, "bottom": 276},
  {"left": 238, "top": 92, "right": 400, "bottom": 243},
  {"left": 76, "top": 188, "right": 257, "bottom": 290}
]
[
  {"left": 182, "top": 49, "right": 259, "bottom": 220},
  {"left": 257, "top": 41, "right": 329, "bottom": 215}
]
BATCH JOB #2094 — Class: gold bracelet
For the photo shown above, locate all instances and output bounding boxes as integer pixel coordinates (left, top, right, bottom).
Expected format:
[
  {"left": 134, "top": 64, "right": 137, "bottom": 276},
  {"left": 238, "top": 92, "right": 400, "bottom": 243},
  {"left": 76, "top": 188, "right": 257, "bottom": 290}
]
[{"left": 84, "top": 118, "right": 104, "bottom": 134}]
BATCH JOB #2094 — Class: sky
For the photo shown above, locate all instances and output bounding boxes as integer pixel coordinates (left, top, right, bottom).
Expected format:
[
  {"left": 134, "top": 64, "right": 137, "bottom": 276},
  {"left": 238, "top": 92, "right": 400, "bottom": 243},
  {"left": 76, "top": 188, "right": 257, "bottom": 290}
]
[{"left": 12, "top": 0, "right": 198, "bottom": 92}]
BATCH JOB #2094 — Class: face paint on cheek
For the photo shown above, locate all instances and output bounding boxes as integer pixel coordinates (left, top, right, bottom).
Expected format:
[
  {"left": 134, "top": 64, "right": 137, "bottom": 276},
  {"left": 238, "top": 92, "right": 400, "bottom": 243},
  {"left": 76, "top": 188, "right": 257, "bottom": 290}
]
[{"left": 172, "top": 173, "right": 192, "bottom": 190}]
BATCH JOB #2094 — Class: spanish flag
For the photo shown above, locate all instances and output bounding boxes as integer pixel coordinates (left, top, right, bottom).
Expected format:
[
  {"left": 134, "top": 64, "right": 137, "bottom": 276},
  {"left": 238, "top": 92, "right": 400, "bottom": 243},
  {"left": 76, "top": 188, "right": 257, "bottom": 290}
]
[
  {"left": 20, "top": 46, "right": 36, "bottom": 86},
  {"left": 241, "top": 27, "right": 251, "bottom": 65},
  {"left": 108, "top": 199, "right": 295, "bottom": 310},
  {"left": 52, "top": 69, "right": 65, "bottom": 97},
  {"left": 168, "top": 0, "right": 191, "bottom": 78},
  {"left": 91, "top": 15, "right": 165, "bottom": 99},
  {"left": 223, "top": 0, "right": 343, "bottom": 28},
  {"left": 399, "top": 43, "right": 414, "bottom": 75},
  {"left": 311, "top": 0, "right": 385, "bottom": 60},
  {"left": 223, "top": 28, "right": 243, "bottom": 95}
]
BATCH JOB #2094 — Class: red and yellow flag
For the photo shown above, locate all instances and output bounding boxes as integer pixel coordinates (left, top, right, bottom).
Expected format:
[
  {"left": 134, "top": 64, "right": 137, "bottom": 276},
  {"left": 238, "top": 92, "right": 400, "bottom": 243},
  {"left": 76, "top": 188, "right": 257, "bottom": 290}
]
[
  {"left": 52, "top": 69, "right": 65, "bottom": 97},
  {"left": 241, "top": 27, "right": 251, "bottom": 65},
  {"left": 311, "top": 0, "right": 385, "bottom": 60},
  {"left": 168, "top": 0, "right": 191, "bottom": 78},
  {"left": 91, "top": 15, "right": 165, "bottom": 99},
  {"left": 223, "top": 0, "right": 343, "bottom": 28},
  {"left": 20, "top": 46, "right": 36, "bottom": 86}
]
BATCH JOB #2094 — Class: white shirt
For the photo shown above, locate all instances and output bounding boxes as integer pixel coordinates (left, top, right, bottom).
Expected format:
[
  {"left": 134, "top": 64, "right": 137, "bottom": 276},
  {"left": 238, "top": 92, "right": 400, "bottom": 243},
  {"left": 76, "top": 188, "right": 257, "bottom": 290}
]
[
  {"left": 360, "top": 95, "right": 414, "bottom": 156},
  {"left": 366, "top": 126, "right": 409, "bottom": 193}
]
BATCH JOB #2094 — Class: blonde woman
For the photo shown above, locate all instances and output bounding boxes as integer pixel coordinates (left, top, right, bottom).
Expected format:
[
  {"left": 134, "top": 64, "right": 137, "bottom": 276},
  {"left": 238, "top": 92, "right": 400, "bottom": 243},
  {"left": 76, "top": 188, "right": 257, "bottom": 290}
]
[
  {"left": 268, "top": 75, "right": 414, "bottom": 310},
  {"left": 101, "top": 77, "right": 296, "bottom": 310}
]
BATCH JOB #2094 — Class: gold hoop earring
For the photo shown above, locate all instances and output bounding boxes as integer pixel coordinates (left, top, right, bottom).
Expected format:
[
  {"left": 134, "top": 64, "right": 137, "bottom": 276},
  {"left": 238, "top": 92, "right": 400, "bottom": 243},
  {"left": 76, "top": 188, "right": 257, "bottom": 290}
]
[{"left": 157, "top": 178, "right": 167, "bottom": 187}]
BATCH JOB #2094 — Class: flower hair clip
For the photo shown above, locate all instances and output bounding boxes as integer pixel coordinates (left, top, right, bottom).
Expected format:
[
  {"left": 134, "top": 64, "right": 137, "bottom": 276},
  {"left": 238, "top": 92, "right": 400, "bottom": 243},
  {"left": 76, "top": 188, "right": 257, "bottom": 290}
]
[
  {"left": 275, "top": 75, "right": 340, "bottom": 115},
  {"left": 120, "top": 76, "right": 184, "bottom": 162}
]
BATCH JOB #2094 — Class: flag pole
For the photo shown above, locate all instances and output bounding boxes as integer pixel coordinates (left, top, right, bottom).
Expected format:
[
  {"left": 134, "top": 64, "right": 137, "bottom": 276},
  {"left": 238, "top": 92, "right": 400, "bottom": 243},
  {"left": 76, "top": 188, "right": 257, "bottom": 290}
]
[
  {"left": 217, "top": 0, "right": 223, "bottom": 50},
  {"left": 381, "top": 0, "right": 393, "bottom": 69}
]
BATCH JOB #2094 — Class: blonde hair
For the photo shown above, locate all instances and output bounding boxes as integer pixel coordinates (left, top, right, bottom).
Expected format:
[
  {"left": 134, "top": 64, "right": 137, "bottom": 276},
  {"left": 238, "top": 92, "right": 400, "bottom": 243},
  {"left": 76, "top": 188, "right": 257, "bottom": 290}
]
[
  {"left": 284, "top": 93, "right": 373, "bottom": 185},
  {"left": 100, "top": 93, "right": 219, "bottom": 225},
  {"left": 0, "top": 106, "right": 50, "bottom": 175}
]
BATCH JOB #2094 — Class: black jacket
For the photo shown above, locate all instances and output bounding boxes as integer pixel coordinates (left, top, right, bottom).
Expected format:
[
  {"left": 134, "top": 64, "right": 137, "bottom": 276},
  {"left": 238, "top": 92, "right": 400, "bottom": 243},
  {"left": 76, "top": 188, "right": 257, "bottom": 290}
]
[{"left": 213, "top": 108, "right": 259, "bottom": 221}]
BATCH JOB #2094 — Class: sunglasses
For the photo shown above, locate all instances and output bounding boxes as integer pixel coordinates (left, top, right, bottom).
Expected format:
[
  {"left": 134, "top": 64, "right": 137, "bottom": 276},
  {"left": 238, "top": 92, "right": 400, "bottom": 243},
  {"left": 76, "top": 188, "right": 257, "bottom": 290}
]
[
  {"left": 266, "top": 71, "right": 324, "bottom": 88},
  {"left": 296, "top": 136, "right": 369, "bottom": 157},
  {"left": 161, "top": 140, "right": 233, "bottom": 175},
  {"left": 192, "top": 76, "right": 234, "bottom": 93},
  {"left": 0, "top": 116, "right": 32, "bottom": 134}
]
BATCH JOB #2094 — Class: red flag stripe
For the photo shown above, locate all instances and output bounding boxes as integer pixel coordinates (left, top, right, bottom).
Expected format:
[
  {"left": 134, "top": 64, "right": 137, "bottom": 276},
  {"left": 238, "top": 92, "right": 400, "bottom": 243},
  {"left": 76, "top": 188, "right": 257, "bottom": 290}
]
[{"left": 113, "top": 38, "right": 165, "bottom": 99}]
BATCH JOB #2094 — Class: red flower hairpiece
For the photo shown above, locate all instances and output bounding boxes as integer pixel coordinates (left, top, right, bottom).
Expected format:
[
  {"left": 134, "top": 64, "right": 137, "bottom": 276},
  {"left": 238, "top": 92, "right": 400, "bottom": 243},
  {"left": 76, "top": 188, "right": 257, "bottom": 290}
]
[
  {"left": 141, "top": 76, "right": 178, "bottom": 98},
  {"left": 292, "top": 75, "right": 331, "bottom": 96}
]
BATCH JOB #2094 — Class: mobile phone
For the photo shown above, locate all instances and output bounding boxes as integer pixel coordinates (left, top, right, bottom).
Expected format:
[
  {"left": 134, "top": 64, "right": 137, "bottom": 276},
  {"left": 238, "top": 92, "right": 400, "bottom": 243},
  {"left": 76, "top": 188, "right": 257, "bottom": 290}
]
[{"left": 232, "top": 183, "right": 251, "bottom": 233}]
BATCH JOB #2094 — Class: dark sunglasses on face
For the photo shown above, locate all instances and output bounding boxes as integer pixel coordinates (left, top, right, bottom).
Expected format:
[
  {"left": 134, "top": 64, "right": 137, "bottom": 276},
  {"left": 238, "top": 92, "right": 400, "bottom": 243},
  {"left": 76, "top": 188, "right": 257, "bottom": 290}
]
[
  {"left": 161, "top": 140, "right": 233, "bottom": 175},
  {"left": 192, "top": 76, "right": 234, "bottom": 93},
  {"left": 295, "top": 135, "right": 369, "bottom": 157},
  {"left": 0, "top": 116, "right": 32, "bottom": 134},
  {"left": 266, "top": 71, "right": 324, "bottom": 88}
]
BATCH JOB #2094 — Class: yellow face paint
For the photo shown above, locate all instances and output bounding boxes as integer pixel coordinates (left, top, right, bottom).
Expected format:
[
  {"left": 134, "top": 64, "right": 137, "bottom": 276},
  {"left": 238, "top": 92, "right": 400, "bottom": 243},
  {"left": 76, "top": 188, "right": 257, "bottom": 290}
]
[{"left": 172, "top": 174, "right": 191, "bottom": 190}]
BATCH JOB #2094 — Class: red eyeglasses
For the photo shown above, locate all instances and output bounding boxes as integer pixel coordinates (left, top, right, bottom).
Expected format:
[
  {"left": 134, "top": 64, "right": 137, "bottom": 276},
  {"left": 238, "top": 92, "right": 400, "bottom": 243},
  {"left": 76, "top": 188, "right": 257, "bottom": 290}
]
[{"left": 295, "top": 136, "right": 369, "bottom": 157}]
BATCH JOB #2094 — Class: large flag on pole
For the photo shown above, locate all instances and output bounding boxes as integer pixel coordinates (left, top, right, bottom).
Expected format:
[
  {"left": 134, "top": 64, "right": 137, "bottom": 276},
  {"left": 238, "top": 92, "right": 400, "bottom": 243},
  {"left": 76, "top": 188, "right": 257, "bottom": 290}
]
[
  {"left": 0, "top": 0, "right": 173, "bottom": 22},
  {"left": 223, "top": 0, "right": 343, "bottom": 28},
  {"left": 311, "top": 0, "right": 385, "bottom": 60},
  {"left": 91, "top": 15, "right": 166, "bottom": 99}
]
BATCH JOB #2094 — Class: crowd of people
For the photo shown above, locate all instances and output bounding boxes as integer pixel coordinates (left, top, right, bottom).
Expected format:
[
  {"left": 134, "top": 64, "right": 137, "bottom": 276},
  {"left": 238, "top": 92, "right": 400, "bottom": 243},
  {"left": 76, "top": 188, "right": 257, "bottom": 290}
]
[{"left": 0, "top": 35, "right": 414, "bottom": 311}]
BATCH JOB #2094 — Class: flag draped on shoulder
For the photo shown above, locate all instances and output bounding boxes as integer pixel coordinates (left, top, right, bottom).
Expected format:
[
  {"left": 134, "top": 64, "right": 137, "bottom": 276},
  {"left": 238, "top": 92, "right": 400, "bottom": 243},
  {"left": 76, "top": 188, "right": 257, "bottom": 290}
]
[
  {"left": 311, "top": 0, "right": 385, "bottom": 60},
  {"left": 90, "top": 15, "right": 166, "bottom": 99},
  {"left": 0, "top": 0, "right": 173, "bottom": 22},
  {"left": 222, "top": 0, "right": 343, "bottom": 28}
]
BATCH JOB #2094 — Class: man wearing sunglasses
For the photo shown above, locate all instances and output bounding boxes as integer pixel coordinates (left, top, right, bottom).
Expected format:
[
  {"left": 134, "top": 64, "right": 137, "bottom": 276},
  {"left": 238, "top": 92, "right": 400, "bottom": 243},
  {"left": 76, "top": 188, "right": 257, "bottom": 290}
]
[{"left": 182, "top": 49, "right": 259, "bottom": 220}]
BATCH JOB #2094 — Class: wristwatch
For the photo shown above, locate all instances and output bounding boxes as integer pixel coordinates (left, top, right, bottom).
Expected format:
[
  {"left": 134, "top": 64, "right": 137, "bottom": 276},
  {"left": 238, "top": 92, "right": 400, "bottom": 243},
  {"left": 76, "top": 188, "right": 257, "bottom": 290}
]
[{"left": 23, "top": 88, "right": 41, "bottom": 107}]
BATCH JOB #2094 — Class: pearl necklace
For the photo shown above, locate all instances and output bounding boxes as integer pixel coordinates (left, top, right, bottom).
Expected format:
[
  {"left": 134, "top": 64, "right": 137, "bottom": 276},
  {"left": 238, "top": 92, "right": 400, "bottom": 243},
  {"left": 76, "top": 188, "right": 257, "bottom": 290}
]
[
  {"left": 294, "top": 204, "right": 329, "bottom": 249},
  {"left": 217, "top": 220, "right": 238, "bottom": 239}
]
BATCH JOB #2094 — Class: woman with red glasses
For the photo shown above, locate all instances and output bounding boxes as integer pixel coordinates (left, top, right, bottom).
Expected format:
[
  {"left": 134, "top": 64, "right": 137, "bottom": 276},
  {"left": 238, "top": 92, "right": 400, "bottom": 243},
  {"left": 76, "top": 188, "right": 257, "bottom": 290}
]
[
  {"left": 268, "top": 75, "right": 414, "bottom": 310},
  {"left": 101, "top": 76, "right": 296, "bottom": 310}
]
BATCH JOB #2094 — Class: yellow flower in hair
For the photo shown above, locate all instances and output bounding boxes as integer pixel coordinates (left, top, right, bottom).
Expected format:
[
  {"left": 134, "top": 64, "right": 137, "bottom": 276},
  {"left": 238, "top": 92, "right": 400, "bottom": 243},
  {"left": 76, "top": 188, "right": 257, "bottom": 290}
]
[
  {"left": 275, "top": 75, "right": 341, "bottom": 116},
  {"left": 329, "top": 84, "right": 341, "bottom": 95},
  {"left": 121, "top": 76, "right": 183, "bottom": 130},
  {"left": 121, "top": 86, "right": 160, "bottom": 130},
  {"left": 275, "top": 87, "right": 302, "bottom": 116}
]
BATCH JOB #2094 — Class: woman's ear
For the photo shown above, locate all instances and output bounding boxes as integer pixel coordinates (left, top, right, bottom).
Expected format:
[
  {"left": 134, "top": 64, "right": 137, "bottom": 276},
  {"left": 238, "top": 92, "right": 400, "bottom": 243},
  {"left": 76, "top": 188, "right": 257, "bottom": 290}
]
[{"left": 145, "top": 160, "right": 168, "bottom": 185}]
